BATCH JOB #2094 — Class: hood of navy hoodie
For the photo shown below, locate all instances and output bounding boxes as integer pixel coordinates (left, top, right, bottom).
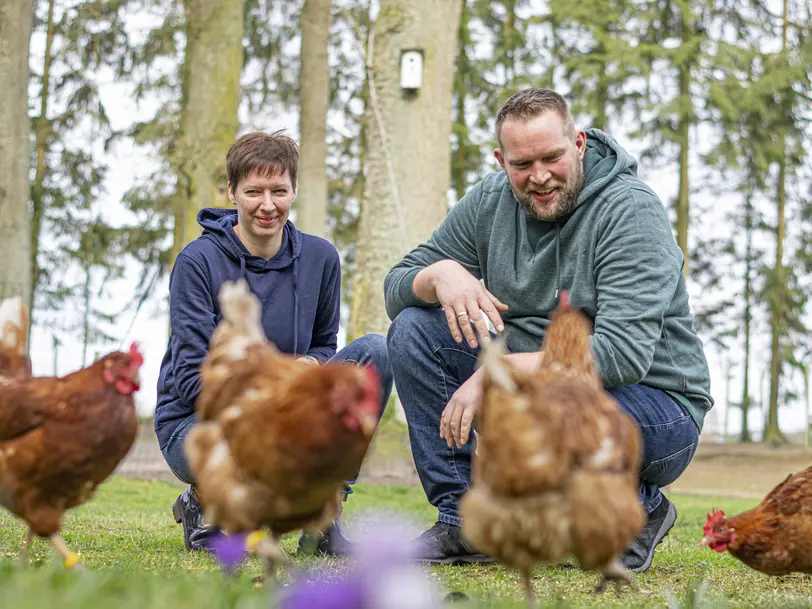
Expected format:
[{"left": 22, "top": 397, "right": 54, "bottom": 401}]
[{"left": 198, "top": 207, "right": 301, "bottom": 273}]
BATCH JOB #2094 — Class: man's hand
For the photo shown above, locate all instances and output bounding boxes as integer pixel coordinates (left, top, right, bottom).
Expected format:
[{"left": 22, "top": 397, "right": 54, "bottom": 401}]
[
  {"left": 297, "top": 355, "right": 320, "bottom": 365},
  {"left": 439, "top": 351, "right": 543, "bottom": 449},
  {"left": 440, "top": 370, "right": 483, "bottom": 449},
  {"left": 413, "top": 260, "right": 508, "bottom": 349}
]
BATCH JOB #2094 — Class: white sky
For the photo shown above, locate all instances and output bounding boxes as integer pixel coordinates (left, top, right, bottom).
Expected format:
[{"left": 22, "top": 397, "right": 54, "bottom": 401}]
[{"left": 24, "top": 1, "right": 811, "bottom": 440}]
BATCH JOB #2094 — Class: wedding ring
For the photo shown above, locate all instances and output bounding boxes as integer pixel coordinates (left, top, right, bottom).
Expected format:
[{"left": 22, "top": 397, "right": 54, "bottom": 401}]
[{"left": 456, "top": 311, "right": 468, "bottom": 318}]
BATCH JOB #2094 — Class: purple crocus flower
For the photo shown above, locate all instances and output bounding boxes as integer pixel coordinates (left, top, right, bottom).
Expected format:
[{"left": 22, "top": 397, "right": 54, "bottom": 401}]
[
  {"left": 272, "top": 518, "right": 445, "bottom": 609},
  {"left": 278, "top": 577, "right": 367, "bottom": 609},
  {"left": 210, "top": 531, "right": 250, "bottom": 572}
]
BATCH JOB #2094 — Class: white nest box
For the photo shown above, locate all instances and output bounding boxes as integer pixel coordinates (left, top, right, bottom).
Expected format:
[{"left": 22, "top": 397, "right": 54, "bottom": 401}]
[{"left": 400, "top": 50, "right": 423, "bottom": 90}]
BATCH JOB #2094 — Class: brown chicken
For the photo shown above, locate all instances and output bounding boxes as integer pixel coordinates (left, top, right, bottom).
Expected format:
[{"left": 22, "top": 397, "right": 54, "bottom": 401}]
[
  {"left": 0, "top": 297, "right": 143, "bottom": 569},
  {"left": 460, "top": 291, "right": 646, "bottom": 605},
  {"left": 185, "top": 279, "right": 381, "bottom": 571},
  {"left": 701, "top": 465, "right": 812, "bottom": 575}
]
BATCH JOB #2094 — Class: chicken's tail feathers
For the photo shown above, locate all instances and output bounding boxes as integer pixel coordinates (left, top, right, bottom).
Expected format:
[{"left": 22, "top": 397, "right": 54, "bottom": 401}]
[
  {"left": 0, "top": 296, "right": 28, "bottom": 354},
  {"left": 216, "top": 279, "right": 269, "bottom": 348},
  {"left": 478, "top": 336, "right": 516, "bottom": 393},
  {"left": 0, "top": 296, "right": 31, "bottom": 378}
]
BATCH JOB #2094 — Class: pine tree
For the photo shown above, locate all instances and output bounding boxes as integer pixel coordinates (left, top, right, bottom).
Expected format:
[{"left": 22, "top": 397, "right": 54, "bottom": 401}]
[
  {"left": 549, "top": 0, "right": 644, "bottom": 131},
  {"left": 700, "top": 39, "right": 773, "bottom": 442},
  {"left": 29, "top": 0, "right": 132, "bottom": 340},
  {"left": 762, "top": 0, "right": 810, "bottom": 445},
  {"left": 632, "top": 0, "right": 713, "bottom": 277}
]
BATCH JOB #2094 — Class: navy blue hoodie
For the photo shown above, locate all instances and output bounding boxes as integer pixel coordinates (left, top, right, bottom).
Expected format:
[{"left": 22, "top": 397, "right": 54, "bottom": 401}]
[{"left": 154, "top": 208, "right": 341, "bottom": 450}]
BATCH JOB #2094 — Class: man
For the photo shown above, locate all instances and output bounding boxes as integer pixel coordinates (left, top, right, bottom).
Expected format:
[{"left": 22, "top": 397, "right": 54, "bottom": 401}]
[
  {"left": 155, "top": 131, "right": 392, "bottom": 554},
  {"left": 384, "top": 88, "right": 712, "bottom": 572}
]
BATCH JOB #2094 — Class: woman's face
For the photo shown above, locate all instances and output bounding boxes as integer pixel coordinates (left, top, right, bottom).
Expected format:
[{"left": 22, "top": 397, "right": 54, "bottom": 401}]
[{"left": 228, "top": 168, "right": 295, "bottom": 246}]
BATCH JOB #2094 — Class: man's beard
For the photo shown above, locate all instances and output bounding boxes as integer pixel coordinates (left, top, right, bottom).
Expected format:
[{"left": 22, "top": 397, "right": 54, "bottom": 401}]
[{"left": 512, "top": 161, "right": 584, "bottom": 222}]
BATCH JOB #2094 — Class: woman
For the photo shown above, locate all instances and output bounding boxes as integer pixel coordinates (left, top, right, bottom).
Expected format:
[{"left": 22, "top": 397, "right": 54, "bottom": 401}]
[{"left": 154, "top": 130, "right": 393, "bottom": 554}]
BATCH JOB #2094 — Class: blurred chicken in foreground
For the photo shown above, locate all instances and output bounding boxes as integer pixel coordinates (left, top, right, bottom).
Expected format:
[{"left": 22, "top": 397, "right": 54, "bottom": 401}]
[
  {"left": 701, "top": 465, "right": 812, "bottom": 575},
  {"left": 0, "top": 296, "right": 142, "bottom": 569},
  {"left": 460, "top": 291, "right": 646, "bottom": 605},
  {"left": 185, "top": 279, "right": 381, "bottom": 576}
]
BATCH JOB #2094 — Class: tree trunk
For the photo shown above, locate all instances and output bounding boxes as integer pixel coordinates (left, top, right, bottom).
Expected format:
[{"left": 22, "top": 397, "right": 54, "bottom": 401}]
[
  {"left": 170, "top": 0, "right": 244, "bottom": 264},
  {"left": 30, "top": 0, "right": 56, "bottom": 324},
  {"left": 594, "top": 38, "right": 609, "bottom": 130},
  {"left": 675, "top": 62, "right": 690, "bottom": 278},
  {"left": 0, "top": 0, "right": 33, "bottom": 307},
  {"left": 349, "top": 0, "right": 463, "bottom": 340},
  {"left": 297, "top": 0, "right": 332, "bottom": 237},
  {"left": 503, "top": 0, "right": 516, "bottom": 89},
  {"left": 81, "top": 263, "right": 91, "bottom": 368},
  {"left": 739, "top": 197, "right": 753, "bottom": 443},
  {"left": 763, "top": 146, "right": 787, "bottom": 446},
  {"left": 451, "top": 0, "right": 471, "bottom": 203},
  {"left": 763, "top": 0, "right": 789, "bottom": 447}
]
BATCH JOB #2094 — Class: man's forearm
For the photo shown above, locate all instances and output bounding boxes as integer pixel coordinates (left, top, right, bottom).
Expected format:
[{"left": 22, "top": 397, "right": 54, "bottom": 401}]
[
  {"left": 504, "top": 350, "right": 543, "bottom": 373},
  {"left": 469, "top": 350, "right": 543, "bottom": 386}
]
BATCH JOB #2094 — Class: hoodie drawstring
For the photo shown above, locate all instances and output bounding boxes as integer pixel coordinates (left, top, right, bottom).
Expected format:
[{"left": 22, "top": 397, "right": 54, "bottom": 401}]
[
  {"left": 292, "top": 257, "right": 300, "bottom": 358},
  {"left": 239, "top": 255, "right": 247, "bottom": 279},
  {"left": 555, "top": 223, "right": 561, "bottom": 300}
]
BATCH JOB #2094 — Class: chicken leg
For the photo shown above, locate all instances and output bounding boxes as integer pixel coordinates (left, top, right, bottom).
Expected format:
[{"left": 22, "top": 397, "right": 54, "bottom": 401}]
[
  {"left": 19, "top": 528, "right": 33, "bottom": 567},
  {"left": 246, "top": 530, "right": 290, "bottom": 592},
  {"left": 50, "top": 534, "right": 83, "bottom": 570},
  {"left": 594, "top": 559, "right": 648, "bottom": 595},
  {"left": 521, "top": 567, "right": 539, "bottom": 607}
]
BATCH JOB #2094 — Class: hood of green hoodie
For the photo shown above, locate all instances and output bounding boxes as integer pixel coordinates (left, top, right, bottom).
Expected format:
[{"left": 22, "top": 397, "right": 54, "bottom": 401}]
[{"left": 576, "top": 128, "right": 639, "bottom": 209}]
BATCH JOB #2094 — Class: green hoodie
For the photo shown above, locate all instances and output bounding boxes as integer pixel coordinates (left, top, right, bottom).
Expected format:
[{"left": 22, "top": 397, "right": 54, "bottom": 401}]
[{"left": 384, "top": 129, "right": 713, "bottom": 430}]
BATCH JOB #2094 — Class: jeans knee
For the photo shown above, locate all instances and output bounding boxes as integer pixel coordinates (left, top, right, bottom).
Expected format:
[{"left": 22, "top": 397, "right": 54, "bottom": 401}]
[
  {"left": 162, "top": 443, "right": 194, "bottom": 485},
  {"left": 387, "top": 307, "right": 438, "bottom": 363},
  {"left": 361, "top": 334, "right": 392, "bottom": 387}
]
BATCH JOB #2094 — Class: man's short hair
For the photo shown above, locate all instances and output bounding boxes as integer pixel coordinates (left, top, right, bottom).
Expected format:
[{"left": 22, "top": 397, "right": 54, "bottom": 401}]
[
  {"left": 226, "top": 130, "right": 299, "bottom": 190},
  {"left": 495, "top": 88, "right": 575, "bottom": 147}
]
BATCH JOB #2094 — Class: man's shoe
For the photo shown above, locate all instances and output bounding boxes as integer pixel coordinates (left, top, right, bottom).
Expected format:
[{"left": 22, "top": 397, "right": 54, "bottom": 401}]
[
  {"left": 410, "top": 522, "right": 494, "bottom": 565},
  {"left": 297, "top": 518, "right": 353, "bottom": 557},
  {"left": 621, "top": 494, "right": 677, "bottom": 573},
  {"left": 171, "top": 486, "right": 221, "bottom": 552}
]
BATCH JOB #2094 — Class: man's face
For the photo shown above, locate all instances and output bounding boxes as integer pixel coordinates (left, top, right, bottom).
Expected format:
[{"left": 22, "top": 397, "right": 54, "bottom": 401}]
[
  {"left": 494, "top": 111, "right": 586, "bottom": 222},
  {"left": 228, "top": 168, "right": 295, "bottom": 244}
]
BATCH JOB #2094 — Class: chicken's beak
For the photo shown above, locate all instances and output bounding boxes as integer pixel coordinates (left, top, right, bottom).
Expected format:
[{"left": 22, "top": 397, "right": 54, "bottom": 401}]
[
  {"left": 699, "top": 536, "right": 710, "bottom": 547},
  {"left": 360, "top": 413, "right": 378, "bottom": 439}
]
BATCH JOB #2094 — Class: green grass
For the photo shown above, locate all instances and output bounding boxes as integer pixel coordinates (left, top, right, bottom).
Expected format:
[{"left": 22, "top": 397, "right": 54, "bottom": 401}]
[{"left": 0, "top": 478, "right": 810, "bottom": 608}]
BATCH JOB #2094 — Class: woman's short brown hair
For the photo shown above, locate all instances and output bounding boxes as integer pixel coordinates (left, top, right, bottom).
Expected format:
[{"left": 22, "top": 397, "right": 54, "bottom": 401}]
[{"left": 226, "top": 130, "right": 299, "bottom": 190}]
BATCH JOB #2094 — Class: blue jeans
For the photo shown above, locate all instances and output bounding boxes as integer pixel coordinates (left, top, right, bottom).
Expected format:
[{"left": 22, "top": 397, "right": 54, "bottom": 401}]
[
  {"left": 161, "top": 333, "right": 394, "bottom": 490},
  {"left": 387, "top": 307, "right": 699, "bottom": 527}
]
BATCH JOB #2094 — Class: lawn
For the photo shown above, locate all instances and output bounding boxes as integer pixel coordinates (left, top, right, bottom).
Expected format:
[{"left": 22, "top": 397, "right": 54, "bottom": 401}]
[{"left": 0, "top": 478, "right": 810, "bottom": 608}]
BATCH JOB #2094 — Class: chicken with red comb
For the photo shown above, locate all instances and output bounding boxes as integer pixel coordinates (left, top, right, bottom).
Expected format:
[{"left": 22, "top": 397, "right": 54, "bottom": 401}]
[
  {"left": 0, "top": 297, "right": 143, "bottom": 569},
  {"left": 701, "top": 466, "right": 812, "bottom": 575}
]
